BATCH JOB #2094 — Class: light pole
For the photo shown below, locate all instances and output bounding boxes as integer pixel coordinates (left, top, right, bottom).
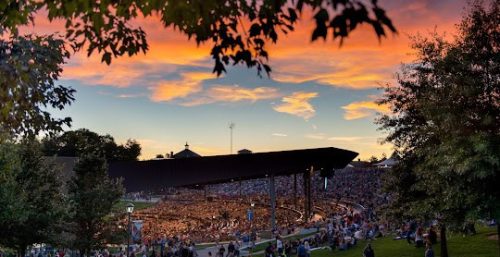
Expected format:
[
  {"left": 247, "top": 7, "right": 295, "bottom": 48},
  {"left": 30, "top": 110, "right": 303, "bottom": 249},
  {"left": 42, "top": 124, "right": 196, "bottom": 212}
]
[
  {"left": 249, "top": 202, "right": 255, "bottom": 257},
  {"left": 126, "top": 203, "right": 135, "bottom": 257},
  {"left": 229, "top": 122, "right": 235, "bottom": 154}
]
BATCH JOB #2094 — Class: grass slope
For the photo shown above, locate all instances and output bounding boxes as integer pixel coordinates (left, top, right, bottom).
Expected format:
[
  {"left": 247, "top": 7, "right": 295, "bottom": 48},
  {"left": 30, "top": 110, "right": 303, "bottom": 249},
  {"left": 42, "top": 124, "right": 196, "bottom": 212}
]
[{"left": 312, "top": 227, "right": 497, "bottom": 257}]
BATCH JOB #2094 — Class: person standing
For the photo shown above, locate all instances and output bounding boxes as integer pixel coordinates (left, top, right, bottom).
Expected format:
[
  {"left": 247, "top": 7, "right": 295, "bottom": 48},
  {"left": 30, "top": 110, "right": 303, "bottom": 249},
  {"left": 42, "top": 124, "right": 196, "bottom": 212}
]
[
  {"left": 415, "top": 227, "right": 424, "bottom": 247},
  {"left": 424, "top": 243, "right": 434, "bottom": 257},
  {"left": 226, "top": 242, "right": 234, "bottom": 257},
  {"left": 363, "top": 243, "right": 375, "bottom": 257},
  {"left": 297, "top": 242, "right": 306, "bottom": 257},
  {"left": 303, "top": 241, "right": 310, "bottom": 257},
  {"left": 427, "top": 226, "right": 437, "bottom": 245},
  {"left": 276, "top": 236, "right": 283, "bottom": 257}
]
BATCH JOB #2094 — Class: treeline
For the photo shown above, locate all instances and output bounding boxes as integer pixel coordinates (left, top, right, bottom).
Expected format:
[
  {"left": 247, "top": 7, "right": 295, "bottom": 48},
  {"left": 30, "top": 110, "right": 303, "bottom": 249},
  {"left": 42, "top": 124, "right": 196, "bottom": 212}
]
[
  {"left": 41, "top": 128, "right": 141, "bottom": 162},
  {"left": 0, "top": 128, "right": 140, "bottom": 256}
]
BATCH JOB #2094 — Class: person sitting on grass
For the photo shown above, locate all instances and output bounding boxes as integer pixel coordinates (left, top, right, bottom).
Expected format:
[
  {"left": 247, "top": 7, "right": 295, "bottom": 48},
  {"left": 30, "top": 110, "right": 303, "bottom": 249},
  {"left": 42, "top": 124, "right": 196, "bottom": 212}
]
[
  {"left": 338, "top": 239, "right": 347, "bottom": 251},
  {"left": 265, "top": 242, "right": 275, "bottom": 257}
]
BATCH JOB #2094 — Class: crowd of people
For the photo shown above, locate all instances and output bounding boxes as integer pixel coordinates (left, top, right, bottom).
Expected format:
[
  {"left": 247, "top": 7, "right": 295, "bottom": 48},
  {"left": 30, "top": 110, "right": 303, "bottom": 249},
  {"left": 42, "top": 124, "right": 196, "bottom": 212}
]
[
  {"left": 9, "top": 163, "right": 409, "bottom": 257},
  {"left": 126, "top": 163, "right": 388, "bottom": 245},
  {"left": 132, "top": 195, "right": 303, "bottom": 243},
  {"left": 6, "top": 160, "right": 484, "bottom": 257}
]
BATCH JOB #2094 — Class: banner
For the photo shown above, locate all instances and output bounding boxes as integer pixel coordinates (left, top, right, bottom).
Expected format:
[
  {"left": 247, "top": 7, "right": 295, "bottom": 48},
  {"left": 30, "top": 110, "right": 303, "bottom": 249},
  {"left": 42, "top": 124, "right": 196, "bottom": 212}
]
[
  {"left": 131, "top": 220, "right": 143, "bottom": 243},
  {"left": 247, "top": 209, "right": 254, "bottom": 221}
]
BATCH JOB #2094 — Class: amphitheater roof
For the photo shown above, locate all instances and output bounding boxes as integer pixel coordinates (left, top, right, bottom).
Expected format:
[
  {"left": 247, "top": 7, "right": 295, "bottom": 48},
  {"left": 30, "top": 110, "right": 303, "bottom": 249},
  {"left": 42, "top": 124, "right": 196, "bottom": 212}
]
[{"left": 109, "top": 147, "right": 358, "bottom": 192}]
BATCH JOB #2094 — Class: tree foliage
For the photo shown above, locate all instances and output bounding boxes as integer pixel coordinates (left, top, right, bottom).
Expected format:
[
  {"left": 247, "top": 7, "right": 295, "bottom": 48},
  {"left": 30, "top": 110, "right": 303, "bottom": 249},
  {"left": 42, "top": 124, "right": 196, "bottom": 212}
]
[
  {"left": 42, "top": 128, "right": 142, "bottom": 161},
  {"left": 0, "top": 141, "right": 66, "bottom": 256},
  {"left": 0, "top": 0, "right": 396, "bottom": 77},
  {"left": 66, "top": 152, "right": 124, "bottom": 256},
  {"left": 378, "top": 0, "right": 499, "bottom": 228},
  {"left": 0, "top": 35, "right": 75, "bottom": 138}
]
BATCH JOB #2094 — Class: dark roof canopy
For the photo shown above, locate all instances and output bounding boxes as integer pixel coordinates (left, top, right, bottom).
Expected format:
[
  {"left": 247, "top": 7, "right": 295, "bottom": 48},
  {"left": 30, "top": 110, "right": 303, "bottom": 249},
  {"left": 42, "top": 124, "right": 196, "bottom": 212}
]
[
  {"left": 109, "top": 147, "right": 358, "bottom": 192},
  {"left": 172, "top": 142, "right": 201, "bottom": 159}
]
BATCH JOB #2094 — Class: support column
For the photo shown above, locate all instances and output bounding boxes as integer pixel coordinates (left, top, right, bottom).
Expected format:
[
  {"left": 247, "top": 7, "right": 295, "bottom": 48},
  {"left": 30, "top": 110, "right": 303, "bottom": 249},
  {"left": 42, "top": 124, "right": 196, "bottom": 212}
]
[
  {"left": 293, "top": 174, "right": 298, "bottom": 207},
  {"left": 239, "top": 180, "right": 242, "bottom": 197},
  {"left": 269, "top": 174, "right": 276, "bottom": 231},
  {"left": 303, "top": 171, "right": 309, "bottom": 221},
  {"left": 308, "top": 166, "right": 314, "bottom": 220},
  {"left": 303, "top": 166, "right": 313, "bottom": 221}
]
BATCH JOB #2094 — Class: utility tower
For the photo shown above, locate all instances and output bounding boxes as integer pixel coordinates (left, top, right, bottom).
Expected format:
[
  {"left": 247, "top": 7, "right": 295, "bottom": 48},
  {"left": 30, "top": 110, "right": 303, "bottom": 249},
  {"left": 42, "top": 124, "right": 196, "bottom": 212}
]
[{"left": 229, "top": 122, "right": 235, "bottom": 154}]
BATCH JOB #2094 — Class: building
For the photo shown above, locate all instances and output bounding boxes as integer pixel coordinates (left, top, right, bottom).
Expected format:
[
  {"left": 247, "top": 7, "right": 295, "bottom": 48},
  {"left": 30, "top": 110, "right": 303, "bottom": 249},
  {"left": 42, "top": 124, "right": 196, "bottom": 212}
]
[
  {"left": 237, "top": 149, "right": 252, "bottom": 154},
  {"left": 172, "top": 142, "right": 201, "bottom": 159}
]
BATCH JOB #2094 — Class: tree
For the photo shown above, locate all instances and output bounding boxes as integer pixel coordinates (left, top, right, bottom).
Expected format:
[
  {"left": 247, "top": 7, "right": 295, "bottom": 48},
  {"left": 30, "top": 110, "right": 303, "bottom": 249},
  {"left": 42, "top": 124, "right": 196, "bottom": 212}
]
[
  {"left": 377, "top": 1, "right": 499, "bottom": 256},
  {"left": 0, "top": 0, "right": 396, "bottom": 140},
  {"left": 66, "top": 152, "right": 124, "bottom": 256},
  {"left": 42, "top": 129, "right": 142, "bottom": 161},
  {"left": 0, "top": 141, "right": 66, "bottom": 257},
  {"left": 0, "top": 0, "right": 396, "bottom": 76},
  {"left": 115, "top": 139, "right": 142, "bottom": 161},
  {"left": 0, "top": 35, "right": 75, "bottom": 137},
  {"left": 367, "top": 156, "right": 378, "bottom": 163}
]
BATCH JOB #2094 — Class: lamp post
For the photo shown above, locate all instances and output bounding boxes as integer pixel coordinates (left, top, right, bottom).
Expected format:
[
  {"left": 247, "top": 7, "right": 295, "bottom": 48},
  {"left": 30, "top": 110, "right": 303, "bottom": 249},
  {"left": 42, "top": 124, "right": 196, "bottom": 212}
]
[
  {"left": 248, "top": 202, "right": 255, "bottom": 257},
  {"left": 126, "top": 203, "right": 135, "bottom": 257},
  {"left": 249, "top": 202, "right": 255, "bottom": 229}
]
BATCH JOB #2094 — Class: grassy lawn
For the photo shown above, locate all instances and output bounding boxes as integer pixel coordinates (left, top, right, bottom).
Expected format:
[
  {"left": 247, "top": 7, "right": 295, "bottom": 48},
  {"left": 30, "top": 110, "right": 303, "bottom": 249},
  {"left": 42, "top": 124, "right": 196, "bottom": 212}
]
[
  {"left": 311, "top": 226, "right": 497, "bottom": 257},
  {"left": 113, "top": 200, "right": 156, "bottom": 213}
]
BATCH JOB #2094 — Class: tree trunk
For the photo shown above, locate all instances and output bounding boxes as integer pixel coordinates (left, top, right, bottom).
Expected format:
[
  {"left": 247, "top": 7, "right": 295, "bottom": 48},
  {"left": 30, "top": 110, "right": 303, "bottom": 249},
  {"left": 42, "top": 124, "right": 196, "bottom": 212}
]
[
  {"left": 440, "top": 224, "right": 449, "bottom": 257},
  {"left": 18, "top": 247, "right": 26, "bottom": 257},
  {"left": 497, "top": 220, "right": 500, "bottom": 257}
]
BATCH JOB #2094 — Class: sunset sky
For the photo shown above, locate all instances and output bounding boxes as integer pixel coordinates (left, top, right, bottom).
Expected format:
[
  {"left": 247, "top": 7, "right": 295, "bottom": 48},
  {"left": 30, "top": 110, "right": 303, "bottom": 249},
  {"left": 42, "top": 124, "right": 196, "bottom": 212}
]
[{"left": 34, "top": 0, "right": 467, "bottom": 160}]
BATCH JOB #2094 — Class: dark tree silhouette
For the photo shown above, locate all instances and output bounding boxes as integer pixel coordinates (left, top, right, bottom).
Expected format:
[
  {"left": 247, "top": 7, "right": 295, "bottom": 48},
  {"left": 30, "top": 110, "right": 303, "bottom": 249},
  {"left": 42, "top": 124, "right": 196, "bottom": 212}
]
[
  {"left": 42, "top": 129, "right": 142, "bottom": 161},
  {"left": 378, "top": 1, "right": 499, "bottom": 256}
]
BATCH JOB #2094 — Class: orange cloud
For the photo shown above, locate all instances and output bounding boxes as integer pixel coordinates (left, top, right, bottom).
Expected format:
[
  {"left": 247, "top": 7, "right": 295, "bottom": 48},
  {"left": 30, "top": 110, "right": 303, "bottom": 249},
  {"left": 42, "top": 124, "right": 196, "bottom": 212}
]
[
  {"left": 342, "top": 100, "right": 390, "bottom": 120},
  {"left": 150, "top": 72, "right": 213, "bottom": 102},
  {"left": 273, "top": 92, "right": 318, "bottom": 120},
  {"left": 305, "top": 133, "right": 327, "bottom": 140},
  {"left": 62, "top": 55, "right": 168, "bottom": 87},
  {"left": 327, "top": 136, "right": 364, "bottom": 142},
  {"left": 27, "top": 1, "right": 464, "bottom": 93},
  {"left": 181, "top": 85, "right": 281, "bottom": 106},
  {"left": 265, "top": 2, "right": 461, "bottom": 89}
]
